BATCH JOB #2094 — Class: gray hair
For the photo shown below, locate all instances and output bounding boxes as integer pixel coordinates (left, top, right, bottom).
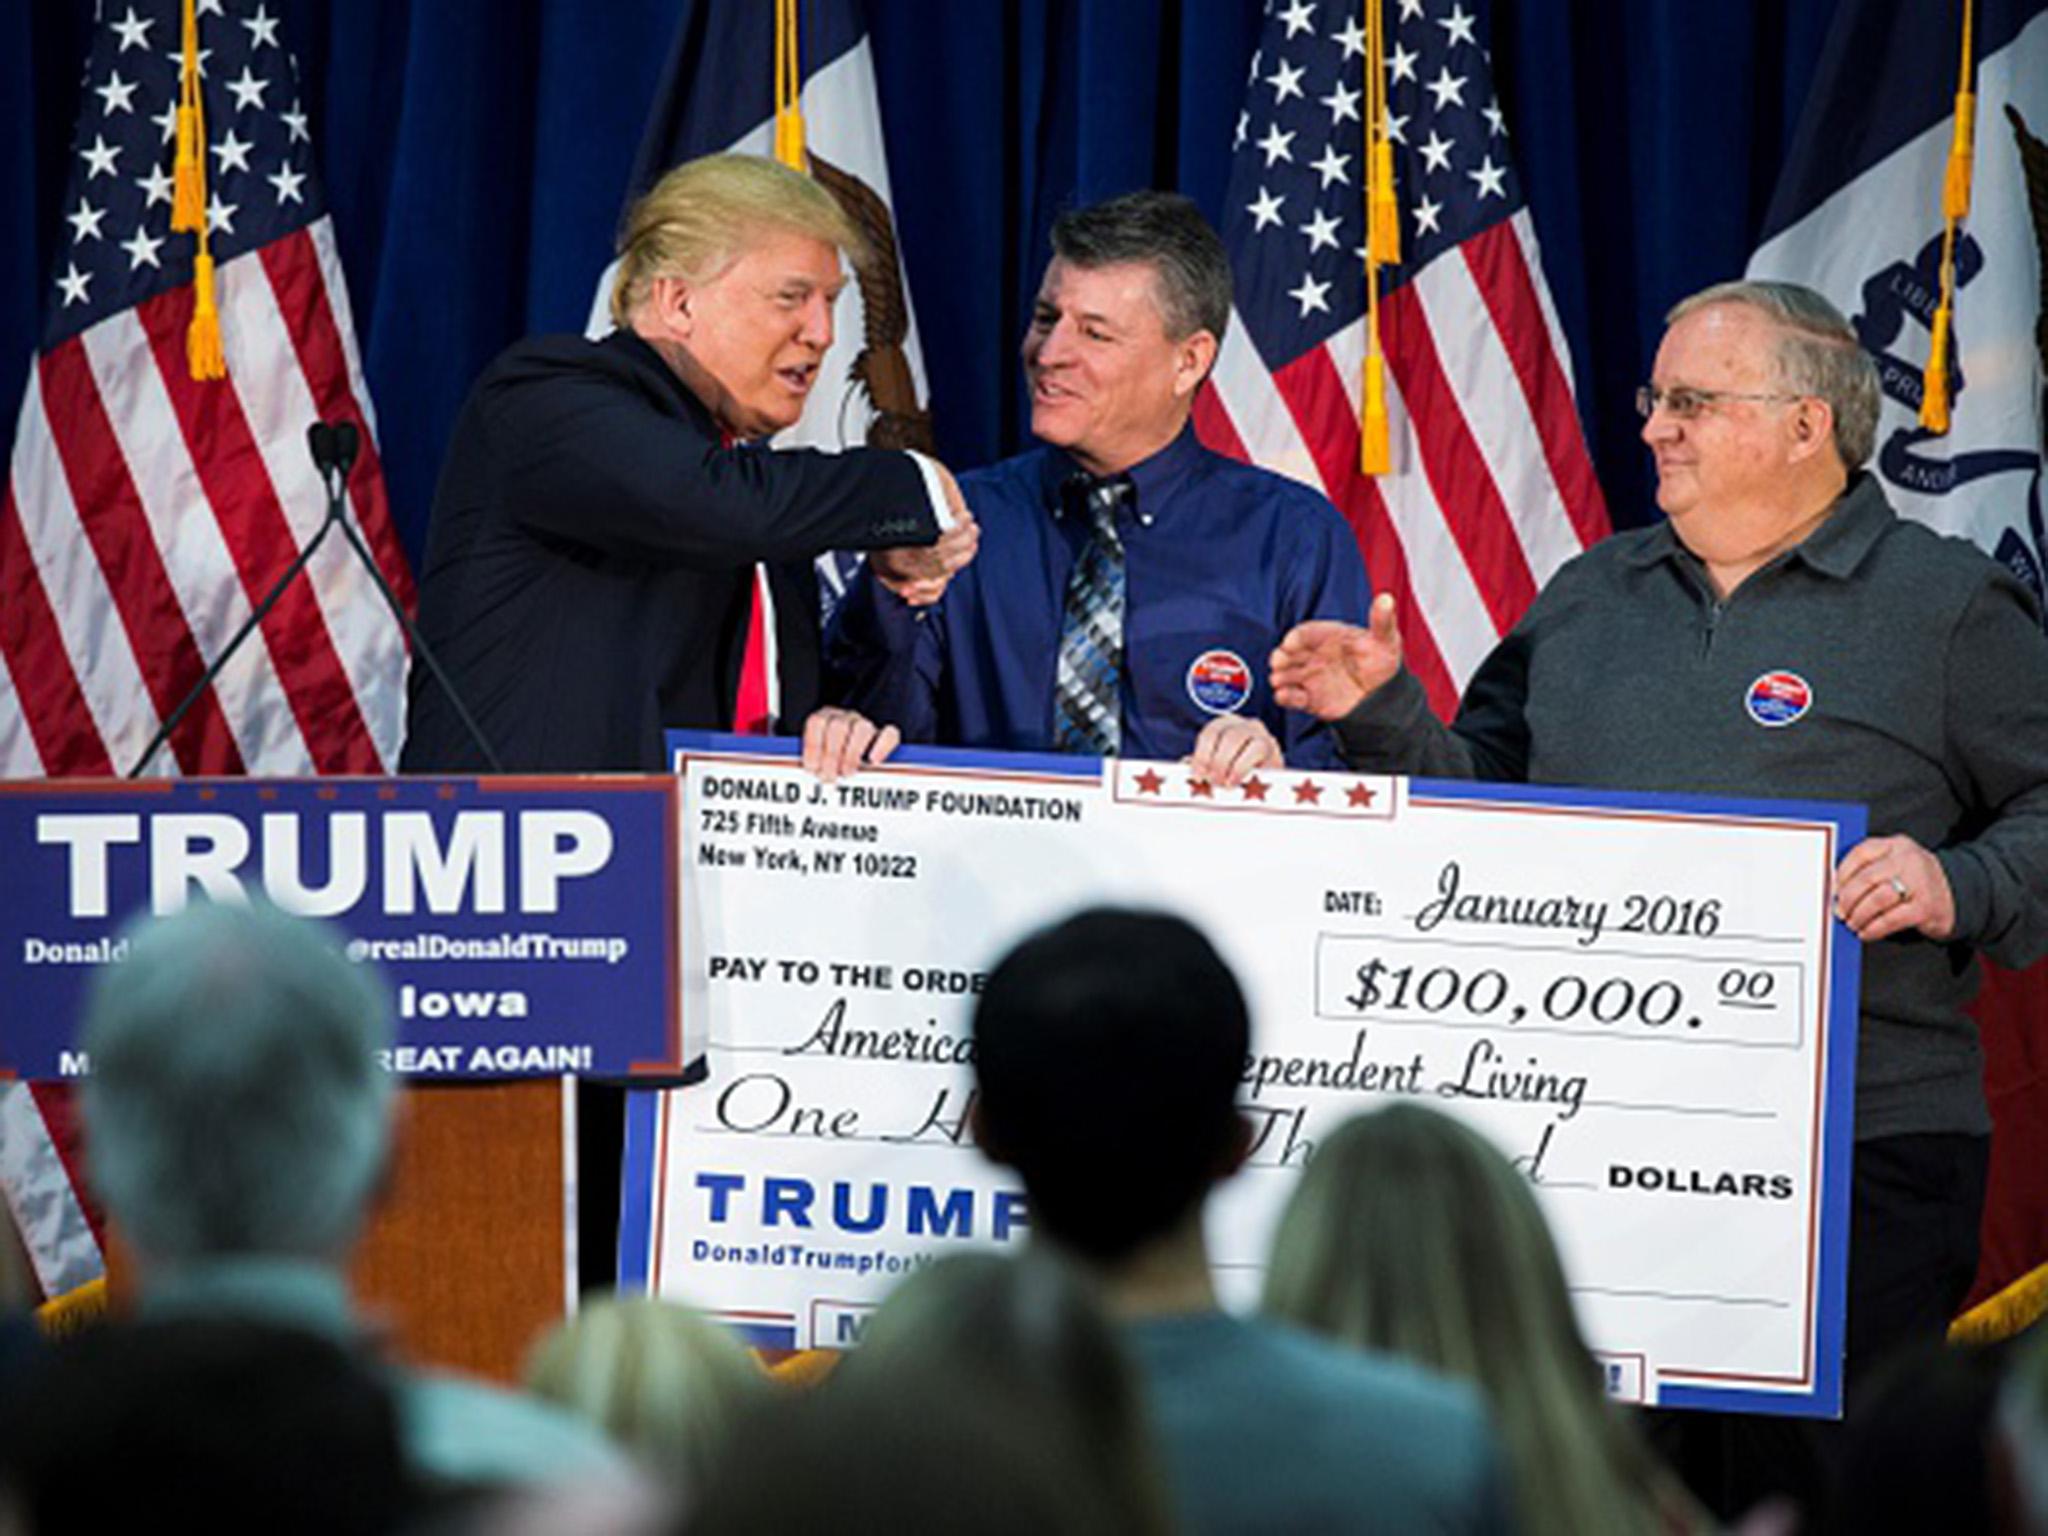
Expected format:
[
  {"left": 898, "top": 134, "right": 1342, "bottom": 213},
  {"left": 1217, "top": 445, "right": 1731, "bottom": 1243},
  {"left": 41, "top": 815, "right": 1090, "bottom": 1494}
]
[
  {"left": 1051, "top": 191, "right": 1233, "bottom": 343},
  {"left": 81, "top": 900, "right": 394, "bottom": 1267},
  {"left": 1667, "top": 279, "right": 1881, "bottom": 471}
]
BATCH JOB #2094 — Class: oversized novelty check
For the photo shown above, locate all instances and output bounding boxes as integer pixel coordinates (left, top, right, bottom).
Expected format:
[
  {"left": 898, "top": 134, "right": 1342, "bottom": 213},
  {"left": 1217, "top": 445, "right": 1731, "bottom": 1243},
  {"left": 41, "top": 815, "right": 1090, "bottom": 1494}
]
[{"left": 626, "top": 739, "right": 1864, "bottom": 1418}]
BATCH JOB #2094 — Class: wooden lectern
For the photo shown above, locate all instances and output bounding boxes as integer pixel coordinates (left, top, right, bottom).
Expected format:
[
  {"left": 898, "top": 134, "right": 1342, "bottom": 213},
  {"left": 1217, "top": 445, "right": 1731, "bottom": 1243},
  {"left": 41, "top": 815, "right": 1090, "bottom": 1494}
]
[{"left": 348, "top": 1078, "right": 576, "bottom": 1385}]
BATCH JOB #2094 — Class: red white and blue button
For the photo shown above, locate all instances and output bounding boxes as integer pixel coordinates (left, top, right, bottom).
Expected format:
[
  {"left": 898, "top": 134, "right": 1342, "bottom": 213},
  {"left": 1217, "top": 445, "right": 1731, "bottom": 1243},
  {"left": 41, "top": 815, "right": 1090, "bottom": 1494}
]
[
  {"left": 1745, "top": 670, "right": 1813, "bottom": 728},
  {"left": 1186, "top": 649, "right": 1253, "bottom": 715}
]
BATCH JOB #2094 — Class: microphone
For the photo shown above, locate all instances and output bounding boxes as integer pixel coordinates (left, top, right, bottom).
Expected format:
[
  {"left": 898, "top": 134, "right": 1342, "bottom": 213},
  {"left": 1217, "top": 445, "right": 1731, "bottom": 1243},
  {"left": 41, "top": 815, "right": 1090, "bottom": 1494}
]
[{"left": 306, "top": 420, "right": 361, "bottom": 480}]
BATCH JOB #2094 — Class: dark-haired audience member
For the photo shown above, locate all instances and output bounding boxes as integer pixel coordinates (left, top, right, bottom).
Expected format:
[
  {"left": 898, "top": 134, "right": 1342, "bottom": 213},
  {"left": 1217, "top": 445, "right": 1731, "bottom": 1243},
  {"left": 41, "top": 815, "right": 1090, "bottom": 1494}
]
[
  {"left": 968, "top": 907, "right": 1512, "bottom": 1535},
  {"left": 839, "top": 1251, "right": 1175, "bottom": 1536},
  {"left": 77, "top": 900, "right": 623, "bottom": 1489},
  {"left": 0, "top": 1217, "right": 39, "bottom": 1420},
  {"left": 1834, "top": 1335, "right": 2010, "bottom": 1536},
  {"left": 689, "top": 1251, "right": 1166, "bottom": 1536},
  {"left": 0, "top": 1315, "right": 414, "bottom": 1536},
  {"left": 1265, "top": 1104, "right": 1706, "bottom": 1536},
  {"left": 525, "top": 1293, "right": 769, "bottom": 1501}
]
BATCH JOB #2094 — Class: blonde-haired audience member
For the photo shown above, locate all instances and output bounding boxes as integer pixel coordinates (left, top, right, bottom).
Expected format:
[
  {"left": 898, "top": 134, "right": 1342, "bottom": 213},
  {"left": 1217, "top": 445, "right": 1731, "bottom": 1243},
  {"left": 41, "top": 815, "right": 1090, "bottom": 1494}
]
[
  {"left": 1265, "top": 1104, "right": 1705, "bottom": 1536},
  {"left": 525, "top": 1293, "right": 768, "bottom": 1496}
]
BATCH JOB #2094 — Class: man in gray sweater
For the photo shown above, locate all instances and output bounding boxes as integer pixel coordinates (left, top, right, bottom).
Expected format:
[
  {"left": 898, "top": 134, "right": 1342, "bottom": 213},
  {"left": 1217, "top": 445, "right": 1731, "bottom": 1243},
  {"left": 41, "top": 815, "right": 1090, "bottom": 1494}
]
[{"left": 1273, "top": 278, "right": 2048, "bottom": 1516}]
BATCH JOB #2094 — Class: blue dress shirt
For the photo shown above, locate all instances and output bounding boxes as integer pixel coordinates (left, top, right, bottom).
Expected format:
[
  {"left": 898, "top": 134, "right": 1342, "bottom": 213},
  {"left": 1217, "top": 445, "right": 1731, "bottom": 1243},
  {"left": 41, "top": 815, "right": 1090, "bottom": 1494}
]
[{"left": 827, "top": 426, "right": 1373, "bottom": 766}]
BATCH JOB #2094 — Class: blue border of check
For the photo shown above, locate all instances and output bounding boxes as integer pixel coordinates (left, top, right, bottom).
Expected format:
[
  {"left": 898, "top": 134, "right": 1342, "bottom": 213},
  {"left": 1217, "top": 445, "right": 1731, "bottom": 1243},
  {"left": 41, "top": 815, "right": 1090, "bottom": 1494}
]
[{"left": 627, "top": 731, "right": 1863, "bottom": 1419}]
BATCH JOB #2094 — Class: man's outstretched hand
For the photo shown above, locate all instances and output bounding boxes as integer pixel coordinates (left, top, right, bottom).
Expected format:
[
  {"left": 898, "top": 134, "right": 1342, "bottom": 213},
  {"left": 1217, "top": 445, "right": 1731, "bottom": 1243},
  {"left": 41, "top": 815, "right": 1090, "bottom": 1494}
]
[{"left": 1270, "top": 593, "right": 1404, "bottom": 721}]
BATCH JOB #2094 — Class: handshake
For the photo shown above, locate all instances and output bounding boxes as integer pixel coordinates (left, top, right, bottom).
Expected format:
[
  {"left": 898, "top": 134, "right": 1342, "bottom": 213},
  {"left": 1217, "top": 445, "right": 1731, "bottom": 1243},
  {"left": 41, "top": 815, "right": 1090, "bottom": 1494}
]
[{"left": 868, "top": 460, "right": 979, "bottom": 607}]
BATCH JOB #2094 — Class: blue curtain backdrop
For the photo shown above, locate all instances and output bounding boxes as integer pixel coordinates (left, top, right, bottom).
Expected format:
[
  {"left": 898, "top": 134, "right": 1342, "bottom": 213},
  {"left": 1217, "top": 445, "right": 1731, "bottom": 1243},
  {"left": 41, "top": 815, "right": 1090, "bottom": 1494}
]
[{"left": 1, "top": 0, "right": 1842, "bottom": 569}]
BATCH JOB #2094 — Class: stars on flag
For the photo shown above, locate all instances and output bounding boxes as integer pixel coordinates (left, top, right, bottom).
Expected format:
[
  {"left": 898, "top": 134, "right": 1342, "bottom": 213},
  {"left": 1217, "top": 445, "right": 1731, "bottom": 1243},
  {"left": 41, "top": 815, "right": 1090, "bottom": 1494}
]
[
  {"left": 96, "top": 72, "right": 139, "bottom": 115},
  {"left": 47, "top": 1, "right": 322, "bottom": 330},
  {"left": 110, "top": 8, "right": 154, "bottom": 51},
  {"left": 1221, "top": 0, "right": 1530, "bottom": 361},
  {"left": 82, "top": 136, "right": 122, "bottom": 179}
]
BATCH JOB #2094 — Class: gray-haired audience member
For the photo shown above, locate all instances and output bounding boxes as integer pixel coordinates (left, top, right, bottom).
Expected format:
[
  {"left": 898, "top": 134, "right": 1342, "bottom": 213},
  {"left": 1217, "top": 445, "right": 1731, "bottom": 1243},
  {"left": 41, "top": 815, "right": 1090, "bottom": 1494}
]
[
  {"left": 1274, "top": 276, "right": 2048, "bottom": 1519},
  {"left": 524, "top": 1292, "right": 768, "bottom": 1500},
  {"left": 1266, "top": 1105, "right": 1704, "bottom": 1536},
  {"left": 966, "top": 907, "right": 1512, "bottom": 1535},
  {"left": 79, "top": 899, "right": 623, "bottom": 1489}
]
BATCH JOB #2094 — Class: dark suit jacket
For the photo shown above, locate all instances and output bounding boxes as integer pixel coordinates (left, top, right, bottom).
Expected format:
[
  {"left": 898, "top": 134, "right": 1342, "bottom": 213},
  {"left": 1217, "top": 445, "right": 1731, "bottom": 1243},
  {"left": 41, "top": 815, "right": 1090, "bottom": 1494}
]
[{"left": 400, "top": 330, "right": 937, "bottom": 771}]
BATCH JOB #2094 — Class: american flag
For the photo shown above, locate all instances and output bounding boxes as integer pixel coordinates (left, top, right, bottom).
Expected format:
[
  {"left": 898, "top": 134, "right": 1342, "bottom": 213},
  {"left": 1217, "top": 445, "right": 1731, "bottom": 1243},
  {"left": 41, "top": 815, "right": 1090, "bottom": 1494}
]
[
  {"left": 0, "top": 0, "right": 411, "bottom": 780},
  {"left": 0, "top": 0, "right": 412, "bottom": 1305},
  {"left": 1194, "top": 0, "right": 1609, "bottom": 719}
]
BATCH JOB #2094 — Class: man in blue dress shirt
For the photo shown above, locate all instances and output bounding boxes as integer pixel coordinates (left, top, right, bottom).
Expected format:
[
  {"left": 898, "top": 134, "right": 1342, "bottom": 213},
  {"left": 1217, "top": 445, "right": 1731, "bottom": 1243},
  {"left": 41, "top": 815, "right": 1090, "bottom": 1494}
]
[{"left": 829, "top": 192, "right": 1370, "bottom": 780}]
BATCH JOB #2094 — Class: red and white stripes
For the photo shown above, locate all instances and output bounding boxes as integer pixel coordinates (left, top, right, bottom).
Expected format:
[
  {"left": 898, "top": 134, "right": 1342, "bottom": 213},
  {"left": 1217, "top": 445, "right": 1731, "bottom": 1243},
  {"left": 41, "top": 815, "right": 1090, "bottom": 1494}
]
[
  {"left": 1199, "top": 211, "right": 1609, "bottom": 721},
  {"left": 1, "top": 217, "right": 410, "bottom": 779}
]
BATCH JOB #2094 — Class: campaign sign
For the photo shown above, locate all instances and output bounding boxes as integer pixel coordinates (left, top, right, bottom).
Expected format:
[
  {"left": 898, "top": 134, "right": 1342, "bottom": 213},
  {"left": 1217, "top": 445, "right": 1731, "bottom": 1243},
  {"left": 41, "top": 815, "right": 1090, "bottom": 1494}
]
[
  {"left": 0, "top": 777, "right": 686, "bottom": 1081},
  {"left": 633, "top": 735, "right": 1865, "bottom": 1418}
]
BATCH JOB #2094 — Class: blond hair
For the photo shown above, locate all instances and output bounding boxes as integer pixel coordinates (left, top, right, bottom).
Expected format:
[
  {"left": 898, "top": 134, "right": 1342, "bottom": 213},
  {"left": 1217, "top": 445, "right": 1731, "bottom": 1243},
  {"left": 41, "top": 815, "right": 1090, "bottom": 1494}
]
[
  {"left": 610, "top": 152, "right": 865, "bottom": 326},
  {"left": 1266, "top": 1106, "right": 1694, "bottom": 1536},
  {"left": 524, "top": 1293, "right": 770, "bottom": 1492}
]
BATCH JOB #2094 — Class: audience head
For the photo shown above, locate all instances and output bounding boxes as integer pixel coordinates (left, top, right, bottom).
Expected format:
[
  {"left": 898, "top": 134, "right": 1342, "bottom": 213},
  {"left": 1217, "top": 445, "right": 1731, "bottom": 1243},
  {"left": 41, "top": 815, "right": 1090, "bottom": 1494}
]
[
  {"left": 971, "top": 907, "right": 1250, "bottom": 1265},
  {"left": 1265, "top": 1104, "right": 1677, "bottom": 1536},
  {"left": 844, "top": 1252, "right": 1172, "bottom": 1534},
  {"left": 692, "top": 1252, "right": 1169, "bottom": 1536},
  {"left": 523, "top": 1293, "right": 768, "bottom": 1496},
  {"left": 1997, "top": 1327, "right": 2048, "bottom": 1534},
  {"left": 0, "top": 1315, "right": 412, "bottom": 1536},
  {"left": 1837, "top": 1336, "right": 2008, "bottom": 1535},
  {"left": 80, "top": 899, "right": 394, "bottom": 1273}
]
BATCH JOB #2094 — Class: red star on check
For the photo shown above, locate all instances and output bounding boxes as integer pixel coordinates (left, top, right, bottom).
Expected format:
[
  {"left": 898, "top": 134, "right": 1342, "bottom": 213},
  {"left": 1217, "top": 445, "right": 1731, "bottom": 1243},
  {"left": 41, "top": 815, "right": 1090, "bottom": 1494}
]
[
  {"left": 1188, "top": 777, "right": 1216, "bottom": 799},
  {"left": 1133, "top": 768, "right": 1165, "bottom": 795},
  {"left": 1346, "top": 782, "right": 1377, "bottom": 808},
  {"left": 1241, "top": 776, "right": 1270, "bottom": 802},
  {"left": 1292, "top": 780, "right": 1324, "bottom": 805}
]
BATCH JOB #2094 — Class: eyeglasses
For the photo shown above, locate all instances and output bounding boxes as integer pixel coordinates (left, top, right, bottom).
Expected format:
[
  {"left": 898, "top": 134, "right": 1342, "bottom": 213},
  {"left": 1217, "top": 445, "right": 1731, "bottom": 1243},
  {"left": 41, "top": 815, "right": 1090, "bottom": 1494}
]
[{"left": 1635, "top": 385, "right": 1804, "bottom": 420}]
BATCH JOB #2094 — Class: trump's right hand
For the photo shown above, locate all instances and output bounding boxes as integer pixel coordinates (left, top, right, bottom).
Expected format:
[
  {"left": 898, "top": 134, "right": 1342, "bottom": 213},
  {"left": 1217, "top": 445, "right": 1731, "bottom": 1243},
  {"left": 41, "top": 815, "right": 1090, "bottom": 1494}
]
[
  {"left": 1270, "top": 594, "right": 1404, "bottom": 721},
  {"left": 872, "top": 468, "right": 978, "bottom": 606}
]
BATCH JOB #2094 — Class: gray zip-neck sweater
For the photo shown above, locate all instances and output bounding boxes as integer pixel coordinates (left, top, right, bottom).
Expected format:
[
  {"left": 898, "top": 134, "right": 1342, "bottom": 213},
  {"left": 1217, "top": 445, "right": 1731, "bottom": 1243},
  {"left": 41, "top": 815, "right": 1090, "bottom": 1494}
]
[{"left": 1335, "top": 472, "right": 2048, "bottom": 1139}]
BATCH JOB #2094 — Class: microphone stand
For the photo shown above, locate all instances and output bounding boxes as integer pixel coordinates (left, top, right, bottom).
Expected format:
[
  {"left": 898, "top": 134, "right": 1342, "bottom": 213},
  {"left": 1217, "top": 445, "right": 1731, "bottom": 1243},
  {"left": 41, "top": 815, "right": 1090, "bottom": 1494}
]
[{"left": 128, "top": 421, "right": 503, "bottom": 776}]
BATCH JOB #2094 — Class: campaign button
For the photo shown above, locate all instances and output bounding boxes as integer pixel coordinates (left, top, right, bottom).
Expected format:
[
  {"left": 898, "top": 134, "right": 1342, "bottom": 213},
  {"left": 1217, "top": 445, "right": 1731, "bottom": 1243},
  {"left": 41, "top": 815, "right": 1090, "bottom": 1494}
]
[
  {"left": 1187, "top": 649, "right": 1253, "bottom": 715},
  {"left": 1745, "top": 670, "right": 1812, "bottom": 728}
]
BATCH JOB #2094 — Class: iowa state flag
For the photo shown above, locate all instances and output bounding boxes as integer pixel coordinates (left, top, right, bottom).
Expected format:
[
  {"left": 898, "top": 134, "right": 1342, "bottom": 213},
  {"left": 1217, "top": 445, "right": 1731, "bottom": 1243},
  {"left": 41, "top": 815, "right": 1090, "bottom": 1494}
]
[
  {"left": 1748, "top": 0, "right": 2048, "bottom": 1327},
  {"left": 588, "top": 4, "right": 928, "bottom": 459}
]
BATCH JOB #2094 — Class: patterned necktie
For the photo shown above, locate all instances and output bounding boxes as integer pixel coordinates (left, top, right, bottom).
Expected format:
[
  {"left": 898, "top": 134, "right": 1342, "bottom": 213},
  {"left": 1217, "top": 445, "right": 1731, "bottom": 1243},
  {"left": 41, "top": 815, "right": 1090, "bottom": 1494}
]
[{"left": 1053, "top": 475, "right": 1131, "bottom": 756}]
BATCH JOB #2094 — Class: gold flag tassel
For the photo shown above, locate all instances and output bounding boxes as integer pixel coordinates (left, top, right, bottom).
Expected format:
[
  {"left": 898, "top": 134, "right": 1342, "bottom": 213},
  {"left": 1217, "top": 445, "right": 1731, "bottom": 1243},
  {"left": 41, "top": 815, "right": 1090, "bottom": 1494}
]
[
  {"left": 171, "top": 0, "right": 224, "bottom": 380},
  {"left": 169, "top": 0, "right": 206, "bottom": 232},
  {"left": 1921, "top": 0, "right": 1977, "bottom": 433},
  {"left": 1360, "top": 0, "right": 1394, "bottom": 473},
  {"left": 774, "top": 0, "right": 806, "bottom": 169}
]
